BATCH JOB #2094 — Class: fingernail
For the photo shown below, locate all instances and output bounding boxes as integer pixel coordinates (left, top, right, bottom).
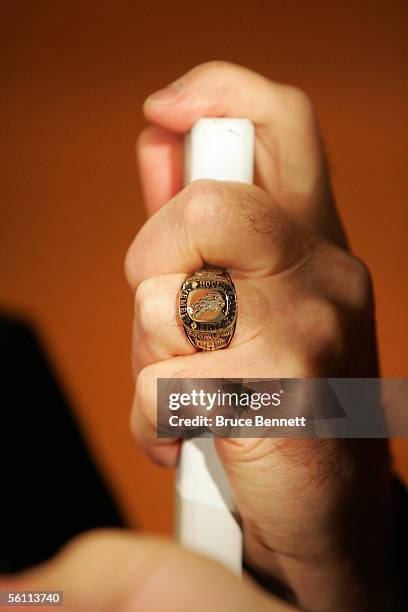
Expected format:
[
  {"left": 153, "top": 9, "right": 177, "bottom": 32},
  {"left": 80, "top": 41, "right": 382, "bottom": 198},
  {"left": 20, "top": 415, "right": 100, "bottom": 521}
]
[{"left": 146, "top": 79, "right": 184, "bottom": 104}]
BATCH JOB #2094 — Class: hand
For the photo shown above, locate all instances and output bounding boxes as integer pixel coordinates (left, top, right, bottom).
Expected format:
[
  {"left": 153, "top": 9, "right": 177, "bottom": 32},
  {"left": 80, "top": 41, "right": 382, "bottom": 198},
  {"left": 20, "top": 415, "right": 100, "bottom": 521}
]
[
  {"left": 1, "top": 530, "right": 295, "bottom": 612},
  {"left": 125, "top": 62, "right": 392, "bottom": 611}
]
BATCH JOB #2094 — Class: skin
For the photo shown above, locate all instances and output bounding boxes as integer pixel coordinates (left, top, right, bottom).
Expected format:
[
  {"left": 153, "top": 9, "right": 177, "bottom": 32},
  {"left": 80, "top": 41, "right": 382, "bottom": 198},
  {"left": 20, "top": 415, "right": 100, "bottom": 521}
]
[
  {"left": 125, "top": 62, "right": 393, "bottom": 611},
  {"left": 1, "top": 62, "right": 392, "bottom": 612},
  {"left": 1, "top": 530, "right": 294, "bottom": 612}
]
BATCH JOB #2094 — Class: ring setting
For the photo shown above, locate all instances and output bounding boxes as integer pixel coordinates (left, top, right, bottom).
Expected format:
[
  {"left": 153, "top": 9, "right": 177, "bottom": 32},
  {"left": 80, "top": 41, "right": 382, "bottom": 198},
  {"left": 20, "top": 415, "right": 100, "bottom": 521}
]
[{"left": 178, "top": 267, "right": 237, "bottom": 351}]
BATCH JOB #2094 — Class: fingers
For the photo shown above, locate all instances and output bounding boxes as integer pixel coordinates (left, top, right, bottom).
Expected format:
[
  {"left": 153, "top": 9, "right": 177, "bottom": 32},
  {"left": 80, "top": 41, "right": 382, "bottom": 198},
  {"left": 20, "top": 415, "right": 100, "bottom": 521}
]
[
  {"left": 12, "top": 530, "right": 292, "bottom": 612},
  {"left": 130, "top": 341, "right": 280, "bottom": 467},
  {"left": 132, "top": 273, "right": 192, "bottom": 370},
  {"left": 125, "top": 180, "right": 313, "bottom": 291},
  {"left": 143, "top": 60, "right": 315, "bottom": 135},
  {"left": 139, "top": 61, "right": 346, "bottom": 247},
  {"left": 140, "top": 60, "right": 321, "bottom": 213},
  {"left": 137, "top": 125, "right": 183, "bottom": 216},
  {"left": 132, "top": 274, "right": 270, "bottom": 370}
]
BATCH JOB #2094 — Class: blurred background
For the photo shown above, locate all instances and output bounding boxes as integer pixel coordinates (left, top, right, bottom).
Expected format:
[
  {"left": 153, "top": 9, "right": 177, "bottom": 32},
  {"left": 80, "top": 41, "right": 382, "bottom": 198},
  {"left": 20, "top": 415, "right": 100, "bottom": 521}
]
[{"left": 1, "top": 1, "right": 407, "bottom": 535}]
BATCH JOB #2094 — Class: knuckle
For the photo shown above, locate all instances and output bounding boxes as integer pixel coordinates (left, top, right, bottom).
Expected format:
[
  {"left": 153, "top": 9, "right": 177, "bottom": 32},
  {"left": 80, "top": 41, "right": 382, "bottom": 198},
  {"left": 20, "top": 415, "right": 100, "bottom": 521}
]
[
  {"left": 318, "top": 246, "right": 375, "bottom": 312},
  {"left": 330, "top": 248, "right": 375, "bottom": 311},
  {"left": 134, "top": 277, "right": 158, "bottom": 332},
  {"left": 281, "top": 346, "right": 317, "bottom": 377},
  {"left": 193, "top": 59, "right": 237, "bottom": 75},
  {"left": 124, "top": 241, "right": 138, "bottom": 290},
  {"left": 284, "top": 85, "right": 315, "bottom": 122},
  {"left": 346, "top": 255, "right": 374, "bottom": 309},
  {"left": 132, "top": 365, "right": 156, "bottom": 432},
  {"left": 182, "top": 179, "right": 226, "bottom": 230},
  {"left": 289, "top": 297, "right": 345, "bottom": 375},
  {"left": 311, "top": 298, "right": 343, "bottom": 348}
]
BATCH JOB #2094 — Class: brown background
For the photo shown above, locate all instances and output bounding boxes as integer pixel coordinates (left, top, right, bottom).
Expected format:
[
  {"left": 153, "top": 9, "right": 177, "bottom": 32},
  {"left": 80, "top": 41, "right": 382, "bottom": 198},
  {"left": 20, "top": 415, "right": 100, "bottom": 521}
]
[{"left": 1, "top": 1, "right": 407, "bottom": 534}]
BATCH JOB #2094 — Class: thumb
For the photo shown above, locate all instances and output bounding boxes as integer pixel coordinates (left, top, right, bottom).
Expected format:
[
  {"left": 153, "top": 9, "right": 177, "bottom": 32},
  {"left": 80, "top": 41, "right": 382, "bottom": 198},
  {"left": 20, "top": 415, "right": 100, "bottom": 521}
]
[{"left": 1, "top": 529, "right": 296, "bottom": 612}]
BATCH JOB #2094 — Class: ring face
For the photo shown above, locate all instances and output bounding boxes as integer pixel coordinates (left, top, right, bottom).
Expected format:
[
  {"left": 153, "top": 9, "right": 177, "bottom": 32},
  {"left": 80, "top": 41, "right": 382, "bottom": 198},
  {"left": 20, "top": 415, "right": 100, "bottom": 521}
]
[
  {"left": 187, "top": 288, "right": 226, "bottom": 323},
  {"left": 178, "top": 270, "right": 237, "bottom": 351}
]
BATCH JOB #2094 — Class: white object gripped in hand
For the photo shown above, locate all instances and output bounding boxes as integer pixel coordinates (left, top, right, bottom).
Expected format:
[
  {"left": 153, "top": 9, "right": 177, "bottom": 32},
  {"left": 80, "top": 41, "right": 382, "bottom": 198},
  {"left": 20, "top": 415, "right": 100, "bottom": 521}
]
[{"left": 175, "top": 118, "right": 255, "bottom": 575}]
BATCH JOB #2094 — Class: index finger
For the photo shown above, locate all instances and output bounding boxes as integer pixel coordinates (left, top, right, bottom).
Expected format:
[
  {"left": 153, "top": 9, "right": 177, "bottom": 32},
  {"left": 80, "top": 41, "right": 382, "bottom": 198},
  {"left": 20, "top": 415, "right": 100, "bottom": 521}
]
[
  {"left": 138, "top": 61, "right": 346, "bottom": 248},
  {"left": 125, "top": 179, "right": 314, "bottom": 291}
]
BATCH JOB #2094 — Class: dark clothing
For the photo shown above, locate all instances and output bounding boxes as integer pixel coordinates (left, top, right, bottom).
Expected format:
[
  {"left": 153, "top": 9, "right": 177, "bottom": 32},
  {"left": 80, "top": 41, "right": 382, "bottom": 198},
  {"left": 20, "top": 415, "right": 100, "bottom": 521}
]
[{"left": 0, "top": 315, "right": 125, "bottom": 573}]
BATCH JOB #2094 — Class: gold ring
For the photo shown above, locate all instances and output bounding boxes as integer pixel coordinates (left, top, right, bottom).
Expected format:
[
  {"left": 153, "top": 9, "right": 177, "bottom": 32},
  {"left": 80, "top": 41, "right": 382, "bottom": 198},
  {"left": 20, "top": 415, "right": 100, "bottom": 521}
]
[{"left": 178, "top": 267, "right": 237, "bottom": 351}]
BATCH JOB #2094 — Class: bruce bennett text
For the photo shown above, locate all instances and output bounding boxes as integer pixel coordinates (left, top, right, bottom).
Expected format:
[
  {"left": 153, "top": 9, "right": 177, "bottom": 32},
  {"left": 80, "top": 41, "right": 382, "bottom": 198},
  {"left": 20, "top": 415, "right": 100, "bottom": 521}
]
[{"left": 167, "top": 415, "right": 307, "bottom": 428}]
